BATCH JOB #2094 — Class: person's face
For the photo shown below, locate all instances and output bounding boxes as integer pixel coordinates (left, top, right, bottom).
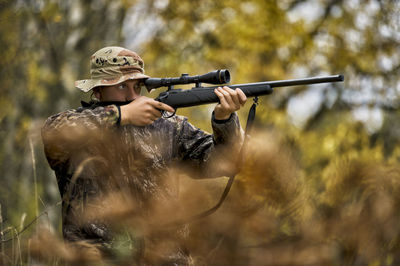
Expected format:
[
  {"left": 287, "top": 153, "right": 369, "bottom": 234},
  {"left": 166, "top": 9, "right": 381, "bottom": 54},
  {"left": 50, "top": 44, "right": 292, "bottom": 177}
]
[{"left": 95, "top": 79, "right": 142, "bottom": 102}]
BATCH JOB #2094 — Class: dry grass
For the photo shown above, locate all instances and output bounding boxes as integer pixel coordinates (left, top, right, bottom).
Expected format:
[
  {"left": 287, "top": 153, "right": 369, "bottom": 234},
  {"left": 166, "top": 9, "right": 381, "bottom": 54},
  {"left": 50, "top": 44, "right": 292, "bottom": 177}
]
[{"left": 3, "top": 129, "right": 400, "bottom": 265}]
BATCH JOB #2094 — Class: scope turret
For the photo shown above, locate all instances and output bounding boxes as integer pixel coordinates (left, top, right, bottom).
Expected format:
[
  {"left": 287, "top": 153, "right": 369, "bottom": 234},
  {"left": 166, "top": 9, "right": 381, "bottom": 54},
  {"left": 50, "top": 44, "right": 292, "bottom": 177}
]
[{"left": 144, "top": 69, "right": 230, "bottom": 90}]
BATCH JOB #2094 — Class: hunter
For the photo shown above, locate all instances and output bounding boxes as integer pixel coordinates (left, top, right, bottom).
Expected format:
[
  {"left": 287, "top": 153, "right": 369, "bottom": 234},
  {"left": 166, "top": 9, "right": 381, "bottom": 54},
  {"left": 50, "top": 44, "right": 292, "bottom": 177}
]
[{"left": 41, "top": 46, "right": 246, "bottom": 264}]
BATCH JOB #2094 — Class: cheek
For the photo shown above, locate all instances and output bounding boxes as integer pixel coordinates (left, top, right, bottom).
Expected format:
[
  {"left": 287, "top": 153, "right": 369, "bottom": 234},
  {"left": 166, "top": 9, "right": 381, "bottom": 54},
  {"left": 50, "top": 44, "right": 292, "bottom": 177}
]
[{"left": 101, "top": 87, "right": 125, "bottom": 101}]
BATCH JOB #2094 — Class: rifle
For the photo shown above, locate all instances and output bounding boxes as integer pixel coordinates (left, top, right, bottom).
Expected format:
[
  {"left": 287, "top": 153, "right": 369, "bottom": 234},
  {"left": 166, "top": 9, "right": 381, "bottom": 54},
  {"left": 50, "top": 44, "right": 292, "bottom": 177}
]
[
  {"left": 145, "top": 69, "right": 344, "bottom": 109},
  {"left": 144, "top": 70, "right": 344, "bottom": 225}
]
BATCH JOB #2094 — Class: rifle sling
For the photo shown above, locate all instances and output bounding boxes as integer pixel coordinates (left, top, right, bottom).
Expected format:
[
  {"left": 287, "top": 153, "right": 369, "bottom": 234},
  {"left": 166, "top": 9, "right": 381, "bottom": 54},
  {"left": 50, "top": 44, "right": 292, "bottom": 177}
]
[{"left": 163, "top": 97, "right": 259, "bottom": 228}]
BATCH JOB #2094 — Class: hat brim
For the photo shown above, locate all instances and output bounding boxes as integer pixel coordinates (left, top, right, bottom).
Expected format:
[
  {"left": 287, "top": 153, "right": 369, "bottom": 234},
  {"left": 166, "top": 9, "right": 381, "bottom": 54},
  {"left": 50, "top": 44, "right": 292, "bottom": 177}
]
[{"left": 75, "top": 72, "right": 150, "bottom": 93}]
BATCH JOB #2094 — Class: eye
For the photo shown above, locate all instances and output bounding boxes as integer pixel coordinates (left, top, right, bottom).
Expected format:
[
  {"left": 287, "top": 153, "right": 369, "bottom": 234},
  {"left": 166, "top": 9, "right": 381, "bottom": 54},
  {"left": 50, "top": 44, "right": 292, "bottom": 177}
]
[{"left": 118, "top": 84, "right": 128, "bottom": 90}]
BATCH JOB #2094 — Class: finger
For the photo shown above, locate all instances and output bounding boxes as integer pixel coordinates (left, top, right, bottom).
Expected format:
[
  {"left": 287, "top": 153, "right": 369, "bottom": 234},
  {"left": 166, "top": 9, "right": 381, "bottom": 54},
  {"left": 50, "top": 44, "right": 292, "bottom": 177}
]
[
  {"left": 148, "top": 106, "right": 162, "bottom": 118},
  {"left": 220, "top": 86, "right": 241, "bottom": 110},
  {"left": 144, "top": 118, "right": 155, "bottom": 125},
  {"left": 138, "top": 99, "right": 162, "bottom": 118},
  {"left": 150, "top": 100, "right": 175, "bottom": 113},
  {"left": 223, "top": 86, "right": 241, "bottom": 108},
  {"left": 150, "top": 114, "right": 159, "bottom": 122},
  {"left": 218, "top": 87, "right": 236, "bottom": 109},
  {"left": 145, "top": 110, "right": 159, "bottom": 122},
  {"left": 214, "top": 87, "right": 229, "bottom": 108},
  {"left": 235, "top": 88, "right": 247, "bottom": 105}
]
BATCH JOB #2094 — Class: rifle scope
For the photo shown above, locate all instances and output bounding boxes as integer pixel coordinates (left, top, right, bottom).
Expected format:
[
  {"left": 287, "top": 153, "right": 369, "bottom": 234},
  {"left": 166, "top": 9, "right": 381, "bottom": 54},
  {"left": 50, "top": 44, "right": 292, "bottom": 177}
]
[{"left": 145, "top": 69, "right": 230, "bottom": 90}]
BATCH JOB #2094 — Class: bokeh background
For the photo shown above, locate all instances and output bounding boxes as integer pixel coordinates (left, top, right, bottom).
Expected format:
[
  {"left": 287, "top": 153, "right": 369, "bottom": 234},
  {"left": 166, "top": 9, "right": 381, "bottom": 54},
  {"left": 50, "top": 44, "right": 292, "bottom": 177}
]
[{"left": 1, "top": 0, "right": 400, "bottom": 265}]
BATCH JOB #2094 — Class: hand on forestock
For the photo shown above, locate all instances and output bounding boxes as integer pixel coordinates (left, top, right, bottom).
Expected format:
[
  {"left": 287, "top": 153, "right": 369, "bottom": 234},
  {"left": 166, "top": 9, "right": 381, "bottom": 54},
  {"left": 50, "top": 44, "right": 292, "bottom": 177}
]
[
  {"left": 120, "top": 96, "right": 174, "bottom": 126},
  {"left": 213, "top": 86, "right": 247, "bottom": 120}
]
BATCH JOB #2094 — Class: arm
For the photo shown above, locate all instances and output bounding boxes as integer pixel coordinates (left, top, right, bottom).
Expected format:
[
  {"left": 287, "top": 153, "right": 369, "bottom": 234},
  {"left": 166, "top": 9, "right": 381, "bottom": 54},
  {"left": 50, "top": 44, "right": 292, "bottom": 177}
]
[
  {"left": 177, "top": 86, "right": 247, "bottom": 178},
  {"left": 42, "top": 96, "right": 173, "bottom": 168},
  {"left": 41, "top": 105, "right": 120, "bottom": 170},
  {"left": 176, "top": 112, "right": 244, "bottom": 178}
]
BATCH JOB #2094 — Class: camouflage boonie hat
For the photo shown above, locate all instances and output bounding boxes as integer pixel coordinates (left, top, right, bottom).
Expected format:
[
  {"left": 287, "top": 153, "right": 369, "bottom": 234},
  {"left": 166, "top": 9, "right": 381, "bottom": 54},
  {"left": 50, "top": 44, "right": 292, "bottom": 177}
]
[{"left": 75, "top": 46, "right": 150, "bottom": 92}]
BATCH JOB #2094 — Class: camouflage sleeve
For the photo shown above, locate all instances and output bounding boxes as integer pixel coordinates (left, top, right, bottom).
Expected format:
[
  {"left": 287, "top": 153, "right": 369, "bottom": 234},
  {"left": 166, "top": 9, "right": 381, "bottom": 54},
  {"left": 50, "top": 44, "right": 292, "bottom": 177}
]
[
  {"left": 41, "top": 105, "right": 120, "bottom": 170},
  {"left": 211, "top": 112, "right": 245, "bottom": 148},
  {"left": 176, "top": 112, "right": 244, "bottom": 178}
]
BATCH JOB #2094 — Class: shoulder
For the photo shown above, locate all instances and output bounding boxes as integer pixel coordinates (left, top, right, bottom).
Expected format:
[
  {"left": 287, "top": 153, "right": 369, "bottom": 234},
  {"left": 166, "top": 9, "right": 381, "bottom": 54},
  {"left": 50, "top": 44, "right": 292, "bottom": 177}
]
[
  {"left": 43, "top": 108, "right": 79, "bottom": 129},
  {"left": 42, "top": 106, "right": 97, "bottom": 132}
]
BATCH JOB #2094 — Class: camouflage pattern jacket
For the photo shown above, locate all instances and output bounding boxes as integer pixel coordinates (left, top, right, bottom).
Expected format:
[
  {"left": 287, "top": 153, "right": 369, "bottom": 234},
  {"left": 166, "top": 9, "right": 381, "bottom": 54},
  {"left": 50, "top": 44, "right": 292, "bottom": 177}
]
[{"left": 41, "top": 101, "right": 244, "bottom": 257}]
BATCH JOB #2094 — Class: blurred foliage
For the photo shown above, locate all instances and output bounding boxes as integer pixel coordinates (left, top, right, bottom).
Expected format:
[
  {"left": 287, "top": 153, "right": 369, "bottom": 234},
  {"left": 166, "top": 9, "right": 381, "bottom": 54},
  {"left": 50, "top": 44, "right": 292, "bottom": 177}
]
[{"left": 1, "top": 0, "right": 400, "bottom": 265}]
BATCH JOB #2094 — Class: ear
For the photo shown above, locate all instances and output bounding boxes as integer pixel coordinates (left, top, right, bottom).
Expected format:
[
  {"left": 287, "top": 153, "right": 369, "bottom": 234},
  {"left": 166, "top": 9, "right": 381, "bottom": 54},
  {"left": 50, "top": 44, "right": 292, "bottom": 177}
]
[{"left": 93, "top": 87, "right": 102, "bottom": 101}]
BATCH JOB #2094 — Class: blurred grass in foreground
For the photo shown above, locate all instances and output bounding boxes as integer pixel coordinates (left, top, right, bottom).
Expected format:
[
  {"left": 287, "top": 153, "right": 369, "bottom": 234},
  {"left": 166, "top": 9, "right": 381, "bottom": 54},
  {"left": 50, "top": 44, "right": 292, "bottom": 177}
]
[{"left": 2, "top": 130, "right": 400, "bottom": 265}]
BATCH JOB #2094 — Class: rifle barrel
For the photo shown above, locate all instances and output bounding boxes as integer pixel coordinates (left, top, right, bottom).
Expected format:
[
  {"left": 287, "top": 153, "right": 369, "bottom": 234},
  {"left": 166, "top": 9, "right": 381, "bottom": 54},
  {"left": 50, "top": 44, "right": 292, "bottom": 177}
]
[{"left": 226, "top": 74, "right": 344, "bottom": 89}]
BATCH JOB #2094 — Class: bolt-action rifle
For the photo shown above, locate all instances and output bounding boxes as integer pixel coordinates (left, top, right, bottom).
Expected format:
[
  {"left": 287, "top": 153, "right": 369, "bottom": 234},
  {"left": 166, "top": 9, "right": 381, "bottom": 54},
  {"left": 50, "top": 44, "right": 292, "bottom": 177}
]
[
  {"left": 145, "top": 69, "right": 344, "bottom": 109},
  {"left": 144, "top": 70, "right": 344, "bottom": 226}
]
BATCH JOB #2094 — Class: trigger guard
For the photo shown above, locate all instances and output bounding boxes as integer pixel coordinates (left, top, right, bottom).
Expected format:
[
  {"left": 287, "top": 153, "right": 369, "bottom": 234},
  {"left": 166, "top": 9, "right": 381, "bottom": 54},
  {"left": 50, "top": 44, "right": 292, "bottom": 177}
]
[{"left": 162, "top": 110, "right": 176, "bottom": 118}]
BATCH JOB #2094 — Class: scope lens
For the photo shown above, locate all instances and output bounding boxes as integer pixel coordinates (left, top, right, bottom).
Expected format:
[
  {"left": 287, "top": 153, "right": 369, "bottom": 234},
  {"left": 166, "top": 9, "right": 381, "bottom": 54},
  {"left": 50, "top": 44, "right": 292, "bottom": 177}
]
[{"left": 220, "top": 69, "right": 230, "bottom": 83}]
